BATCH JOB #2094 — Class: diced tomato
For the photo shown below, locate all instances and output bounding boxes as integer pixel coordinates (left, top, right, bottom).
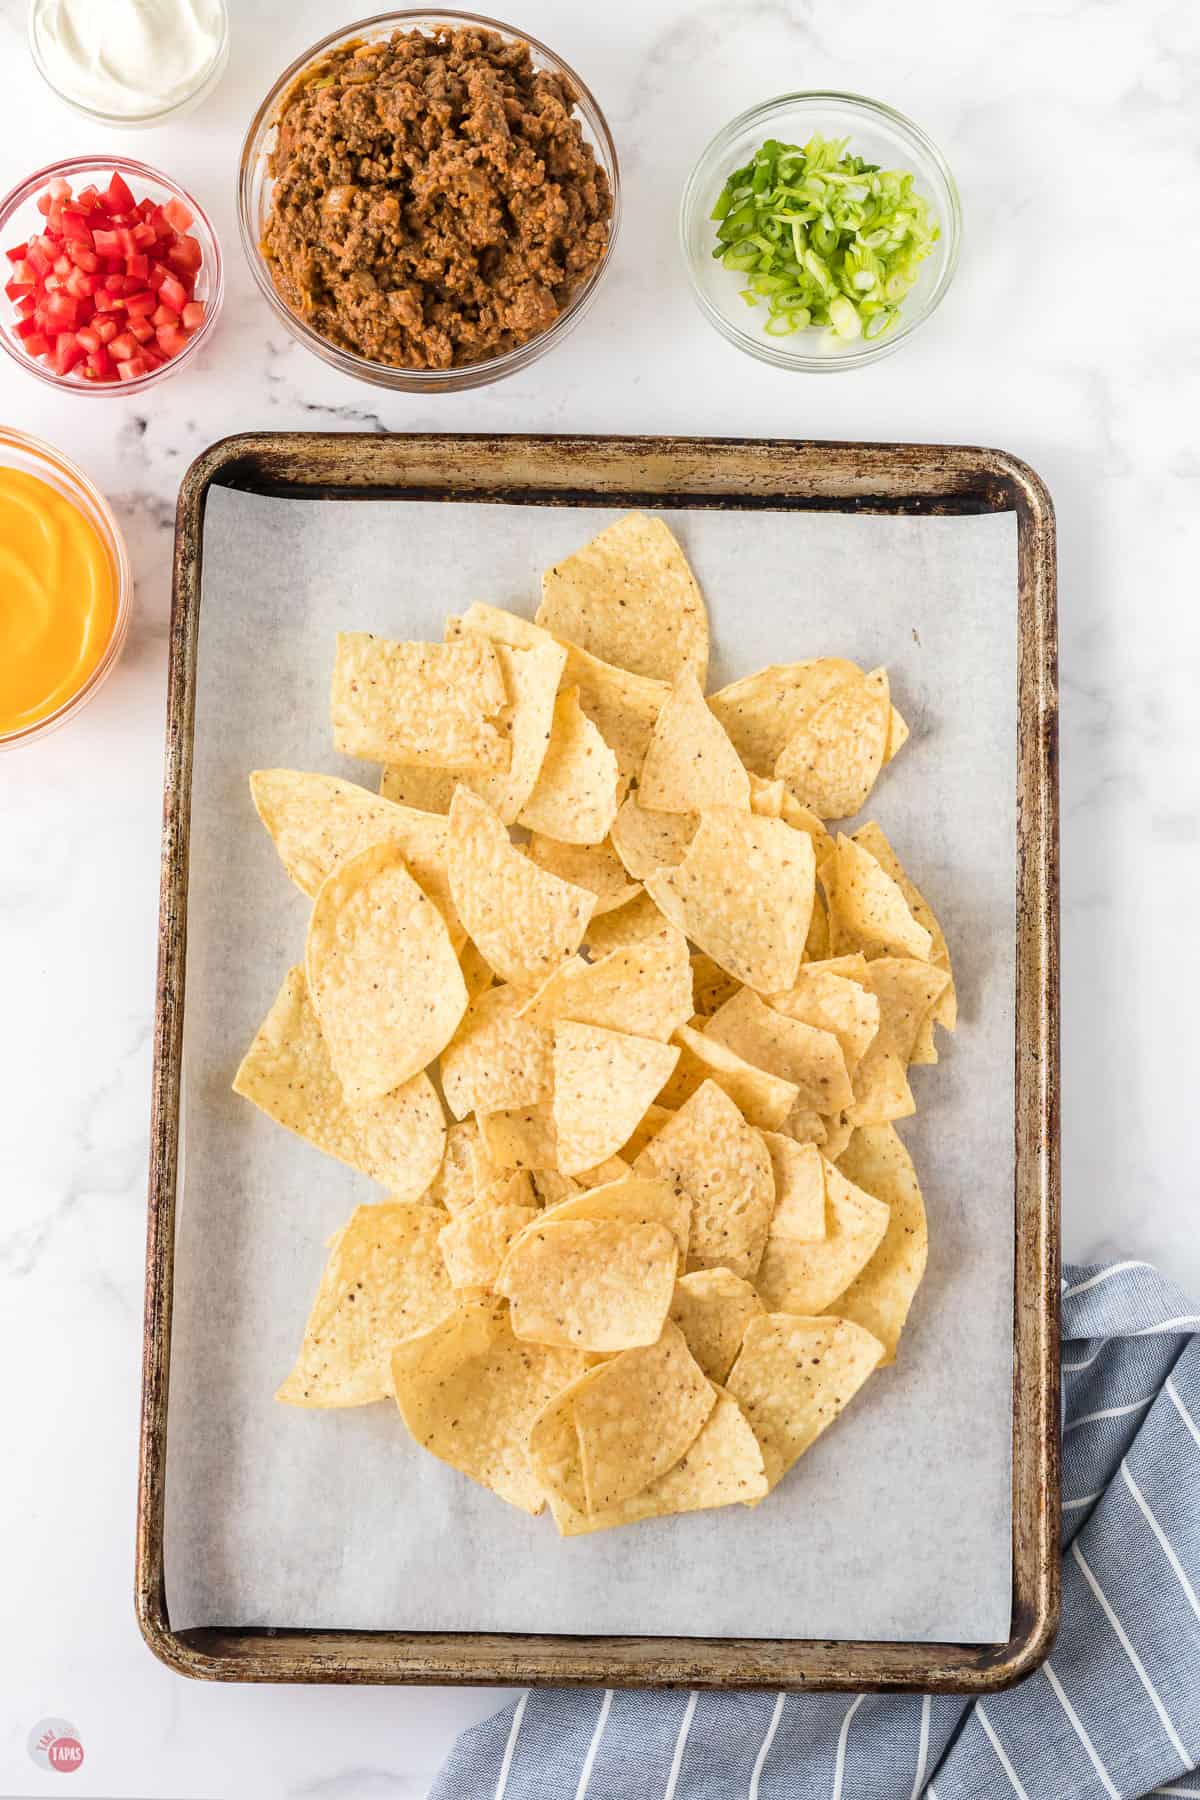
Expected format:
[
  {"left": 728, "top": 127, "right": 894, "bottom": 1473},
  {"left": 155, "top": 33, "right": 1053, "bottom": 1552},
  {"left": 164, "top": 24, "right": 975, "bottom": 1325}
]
[
  {"left": 103, "top": 170, "right": 135, "bottom": 214},
  {"left": 60, "top": 209, "right": 92, "bottom": 244},
  {"left": 158, "top": 272, "right": 188, "bottom": 315},
  {"left": 44, "top": 290, "right": 79, "bottom": 327},
  {"left": 53, "top": 334, "right": 86, "bottom": 376},
  {"left": 7, "top": 167, "right": 204, "bottom": 382}
]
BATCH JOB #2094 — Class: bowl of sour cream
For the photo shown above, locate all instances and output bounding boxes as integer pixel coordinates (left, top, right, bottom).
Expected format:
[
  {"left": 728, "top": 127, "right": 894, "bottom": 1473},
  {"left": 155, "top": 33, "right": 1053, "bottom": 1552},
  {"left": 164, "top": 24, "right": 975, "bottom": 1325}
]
[{"left": 29, "top": 0, "right": 229, "bottom": 127}]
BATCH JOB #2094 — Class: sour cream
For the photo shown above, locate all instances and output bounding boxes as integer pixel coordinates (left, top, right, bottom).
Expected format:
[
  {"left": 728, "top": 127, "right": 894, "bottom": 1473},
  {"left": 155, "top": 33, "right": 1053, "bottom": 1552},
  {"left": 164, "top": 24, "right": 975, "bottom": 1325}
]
[{"left": 30, "top": 0, "right": 227, "bottom": 122}]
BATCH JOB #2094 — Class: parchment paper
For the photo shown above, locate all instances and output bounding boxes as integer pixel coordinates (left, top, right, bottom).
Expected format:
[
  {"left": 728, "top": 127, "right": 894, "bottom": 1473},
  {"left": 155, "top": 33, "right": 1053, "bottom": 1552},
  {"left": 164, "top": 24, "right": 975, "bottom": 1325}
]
[{"left": 165, "top": 486, "right": 1016, "bottom": 1642}]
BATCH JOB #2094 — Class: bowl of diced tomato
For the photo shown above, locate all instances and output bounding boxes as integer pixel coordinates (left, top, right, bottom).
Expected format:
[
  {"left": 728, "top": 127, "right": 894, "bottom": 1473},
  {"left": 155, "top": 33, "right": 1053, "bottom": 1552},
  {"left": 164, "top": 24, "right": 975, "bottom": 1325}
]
[{"left": 0, "top": 156, "right": 222, "bottom": 392}]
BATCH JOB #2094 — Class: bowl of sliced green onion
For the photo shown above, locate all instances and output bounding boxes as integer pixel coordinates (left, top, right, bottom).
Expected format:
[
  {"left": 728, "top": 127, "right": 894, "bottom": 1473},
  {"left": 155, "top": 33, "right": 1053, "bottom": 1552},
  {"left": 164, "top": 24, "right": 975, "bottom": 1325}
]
[{"left": 680, "top": 91, "right": 960, "bottom": 370}]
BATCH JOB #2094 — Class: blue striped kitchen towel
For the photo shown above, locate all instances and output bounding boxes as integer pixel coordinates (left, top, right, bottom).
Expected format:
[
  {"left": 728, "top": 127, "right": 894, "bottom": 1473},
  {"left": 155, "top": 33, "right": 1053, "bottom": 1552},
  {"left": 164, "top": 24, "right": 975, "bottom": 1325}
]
[{"left": 429, "top": 1261, "right": 1200, "bottom": 1800}]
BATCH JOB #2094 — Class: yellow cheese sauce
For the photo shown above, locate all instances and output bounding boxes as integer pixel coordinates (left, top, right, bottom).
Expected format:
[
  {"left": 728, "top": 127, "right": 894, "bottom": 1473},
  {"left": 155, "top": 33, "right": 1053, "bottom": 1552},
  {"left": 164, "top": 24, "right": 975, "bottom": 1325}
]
[{"left": 0, "top": 465, "right": 118, "bottom": 736}]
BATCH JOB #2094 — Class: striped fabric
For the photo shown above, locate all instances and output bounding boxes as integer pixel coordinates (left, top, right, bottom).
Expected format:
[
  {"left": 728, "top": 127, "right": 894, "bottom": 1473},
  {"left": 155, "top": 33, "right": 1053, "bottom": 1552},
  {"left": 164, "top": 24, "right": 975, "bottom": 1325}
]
[{"left": 429, "top": 1263, "right": 1200, "bottom": 1800}]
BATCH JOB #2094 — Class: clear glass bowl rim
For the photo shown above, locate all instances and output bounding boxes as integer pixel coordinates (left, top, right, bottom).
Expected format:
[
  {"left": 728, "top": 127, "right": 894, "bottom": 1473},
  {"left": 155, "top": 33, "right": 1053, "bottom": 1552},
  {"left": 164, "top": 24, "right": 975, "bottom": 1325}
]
[
  {"left": 0, "top": 426, "right": 133, "bottom": 750},
  {"left": 26, "top": 0, "right": 230, "bottom": 127},
  {"left": 237, "top": 7, "right": 621, "bottom": 393},
  {"left": 679, "top": 88, "right": 962, "bottom": 373},
  {"left": 0, "top": 152, "right": 224, "bottom": 398}
]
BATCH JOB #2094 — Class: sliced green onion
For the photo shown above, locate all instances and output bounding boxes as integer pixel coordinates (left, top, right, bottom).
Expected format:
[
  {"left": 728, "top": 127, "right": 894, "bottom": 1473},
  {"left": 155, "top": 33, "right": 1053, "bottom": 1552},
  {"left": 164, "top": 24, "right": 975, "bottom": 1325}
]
[{"left": 708, "top": 130, "right": 939, "bottom": 346}]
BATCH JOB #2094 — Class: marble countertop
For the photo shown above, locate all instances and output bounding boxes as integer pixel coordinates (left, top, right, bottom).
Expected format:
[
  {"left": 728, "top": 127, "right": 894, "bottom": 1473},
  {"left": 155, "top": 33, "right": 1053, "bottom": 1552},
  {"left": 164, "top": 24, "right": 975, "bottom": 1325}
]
[{"left": 2, "top": 0, "right": 1197, "bottom": 1794}]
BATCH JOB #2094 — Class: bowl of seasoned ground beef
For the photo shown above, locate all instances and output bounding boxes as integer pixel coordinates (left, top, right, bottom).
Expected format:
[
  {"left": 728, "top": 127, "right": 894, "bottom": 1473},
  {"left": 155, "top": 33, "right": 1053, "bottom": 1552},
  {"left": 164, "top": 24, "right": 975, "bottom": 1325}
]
[{"left": 239, "top": 11, "right": 619, "bottom": 389}]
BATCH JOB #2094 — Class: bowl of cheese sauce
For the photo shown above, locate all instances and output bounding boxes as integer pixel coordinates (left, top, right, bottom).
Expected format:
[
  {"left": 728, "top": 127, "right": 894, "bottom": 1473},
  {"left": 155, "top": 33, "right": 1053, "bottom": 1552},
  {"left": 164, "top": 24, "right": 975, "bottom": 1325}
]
[{"left": 0, "top": 429, "right": 131, "bottom": 748}]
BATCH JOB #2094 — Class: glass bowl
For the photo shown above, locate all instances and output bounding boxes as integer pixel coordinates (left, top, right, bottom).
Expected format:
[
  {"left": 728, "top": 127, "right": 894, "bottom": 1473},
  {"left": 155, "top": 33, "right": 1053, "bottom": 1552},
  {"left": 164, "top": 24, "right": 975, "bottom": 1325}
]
[
  {"left": 27, "top": 0, "right": 230, "bottom": 128},
  {"left": 680, "top": 91, "right": 960, "bottom": 372},
  {"left": 238, "top": 9, "right": 620, "bottom": 394},
  {"left": 0, "top": 428, "right": 132, "bottom": 751},
  {"left": 0, "top": 155, "right": 223, "bottom": 397}
]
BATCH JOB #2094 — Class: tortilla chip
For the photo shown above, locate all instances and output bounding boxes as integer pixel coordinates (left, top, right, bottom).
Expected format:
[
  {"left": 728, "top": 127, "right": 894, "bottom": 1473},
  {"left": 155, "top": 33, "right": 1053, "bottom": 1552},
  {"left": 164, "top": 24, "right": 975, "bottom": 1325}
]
[
  {"left": 690, "top": 953, "right": 742, "bottom": 1018},
  {"left": 818, "top": 1111, "right": 854, "bottom": 1161},
  {"left": 331, "top": 632, "right": 508, "bottom": 770},
  {"left": 234, "top": 967, "right": 447, "bottom": 1199},
  {"left": 618, "top": 1101, "right": 675, "bottom": 1162},
  {"left": 497, "top": 1217, "right": 678, "bottom": 1350},
  {"left": 635, "top": 1079, "right": 775, "bottom": 1280},
  {"left": 248, "top": 770, "right": 459, "bottom": 931},
  {"left": 544, "top": 1386, "right": 768, "bottom": 1534},
  {"left": 774, "top": 667, "right": 891, "bottom": 820},
  {"left": 761, "top": 1133, "right": 827, "bottom": 1240},
  {"left": 379, "top": 763, "right": 458, "bottom": 814},
  {"left": 556, "top": 639, "right": 671, "bottom": 795},
  {"left": 852, "top": 821, "right": 956, "bottom": 1040},
  {"left": 646, "top": 808, "right": 815, "bottom": 994},
  {"left": 574, "top": 1321, "right": 714, "bottom": 1512},
  {"left": 765, "top": 962, "right": 881, "bottom": 1077},
  {"left": 449, "top": 600, "right": 561, "bottom": 656},
  {"left": 306, "top": 842, "right": 467, "bottom": 1101},
  {"left": 780, "top": 794, "right": 835, "bottom": 857},
  {"left": 725, "top": 1312, "right": 884, "bottom": 1490},
  {"left": 670, "top": 1269, "right": 765, "bottom": 1383},
  {"left": 777, "top": 1106, "right": 828, "bottom": 1149},
  {"left": 708, "top": 658, "right": 862, "bottom": 775},
  {"left": 527, "top": 1374, "right": 592, "bottom": 1514},
  {"left": 277, "top": 1202, "right": 456, "bottom": 1407},
  {"left": 638, "top": 672, "right": 750, "bottom": 814},
  {"left": 440, "top": 985, "right": 554, "bottom": 1120},
  {"left": 659, "top": 1024, "right": 799, "bottom": 1132},
  {"left": 885, "top": 705, "right": 910, "bottom": 762},
  {"left": 458, "top": 937, "right": 494, "bottom": 1001},
  {"left": 518, "top": 686, "right": 620, "bottom": 844},
  {"left": 537, "top": 512, "right": 709, "bottom": 686},
  {"left": 539, "top": 1174, "right": 690, "bottom": 1261},
  {"left": 446, "top": 788, "right": 595, "bottom": 989},
  {"left": 427, "top": 1118, "right": 494, "bottom": 1213},
  {"left": 827, "top": 833, "right": 933, "bottom": 961},
  {"left": 392, "top": 1299, "right": 589, "bottom": 1513},
  {"left": 477, "top": 1103, "right": 558, "bottom": 1171},
  {"left": 438, "top": 1180, "right": 539, "bottom": 1290},
  {"left": 552, "top": 1021, "right": 680, "bottom": 1176},
  {"left": 833, "top": 1125, "right": 928, "bottom": 1362},
  {"left": 756, "top": 1160, "right": 890, "bottom": 1314},
  {"left": 610, "top": 793, "right": 698, "bottom": 881},
  {"left": 574, "top": 1154, "right": 633, "bottom": 1188},
  {"left": 748, "top": 772, "right": 785, "bottom": 817},
  {"left": 703, "top": 987, "right": 854, "bottom": 1113},
  {"left": 584, "top": 889, "right": 674, "bottom": 956},
  {"left": 527, "top": 836, "right": 641, "bottom": 915},
  {"left": 846, "top": 957, "right": 951, "bottom": 1126},
  {"left": 521, "top": 931, "right": 693, "bottom": 1043},
  {"left": 448, "top": 635, "right": 565, "bottom": 824}
]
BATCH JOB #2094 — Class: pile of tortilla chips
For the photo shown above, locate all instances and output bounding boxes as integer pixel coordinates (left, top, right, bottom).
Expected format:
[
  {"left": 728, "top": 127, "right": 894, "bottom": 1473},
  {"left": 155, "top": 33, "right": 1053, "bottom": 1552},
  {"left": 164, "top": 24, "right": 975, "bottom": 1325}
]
[{"left": 235, "top": 511, "right": 955, "bottom": 1535}]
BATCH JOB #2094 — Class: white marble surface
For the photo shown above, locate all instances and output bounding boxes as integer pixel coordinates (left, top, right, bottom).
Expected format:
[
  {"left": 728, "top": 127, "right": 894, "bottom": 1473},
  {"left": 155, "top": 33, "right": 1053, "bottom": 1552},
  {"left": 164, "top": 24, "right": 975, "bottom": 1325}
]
[{"left": 1, "top": 0, "right": 1198, "bottom": 1794}]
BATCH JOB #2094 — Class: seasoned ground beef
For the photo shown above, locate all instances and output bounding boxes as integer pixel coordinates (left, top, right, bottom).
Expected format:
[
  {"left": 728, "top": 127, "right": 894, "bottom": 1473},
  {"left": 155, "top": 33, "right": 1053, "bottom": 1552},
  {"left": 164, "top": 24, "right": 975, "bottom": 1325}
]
[{"left": 261, "top": 26, "right": 613, "bottom": 370}]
